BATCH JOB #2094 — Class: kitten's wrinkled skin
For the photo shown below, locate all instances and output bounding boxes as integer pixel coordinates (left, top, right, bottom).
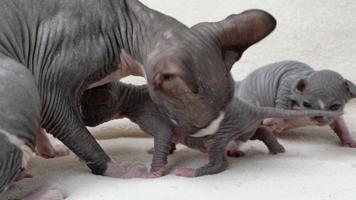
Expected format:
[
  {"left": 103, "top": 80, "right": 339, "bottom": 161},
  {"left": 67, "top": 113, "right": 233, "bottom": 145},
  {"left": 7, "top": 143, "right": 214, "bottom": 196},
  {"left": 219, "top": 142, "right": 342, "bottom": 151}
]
[
  {"left": 81, "top": 82, "right": 174, "bottom": 177},
  {"left": 0, "top": 0, "right": 277, "bottom": 192},
  {"left": 80, "top": 81, "right": 341, "bottom": 177},
  {"left": 229, "top": 61, "right": 356, "bottom": 152}
]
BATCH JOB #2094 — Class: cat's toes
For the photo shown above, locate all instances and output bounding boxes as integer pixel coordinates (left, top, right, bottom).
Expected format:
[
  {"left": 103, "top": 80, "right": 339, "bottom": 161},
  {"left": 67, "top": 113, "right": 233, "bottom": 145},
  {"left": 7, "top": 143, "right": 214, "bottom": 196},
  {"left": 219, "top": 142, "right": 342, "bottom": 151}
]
[
  {"left": 22, "top": 184, "right": 66, "bottom": 200},
  {"left": 341, "top": 140, "right": 356, "bottom": 148},
  {"left": 53, "top": 144, "right": 70, "bottom": 157},
  {"left": 143, "top": 166, "right": 167, "bottom": 178},
  {"left": 268, "top": 144, "right": 286, "bottom": 154},
  {"left": 105, "top": 161, "right": 149, "bottom": 179},
  {"left": 36, "top": 145, "right": 56, "bottom": 159},
  {"left": 175, "top": 168, "right": 196, "bottom": 177}
]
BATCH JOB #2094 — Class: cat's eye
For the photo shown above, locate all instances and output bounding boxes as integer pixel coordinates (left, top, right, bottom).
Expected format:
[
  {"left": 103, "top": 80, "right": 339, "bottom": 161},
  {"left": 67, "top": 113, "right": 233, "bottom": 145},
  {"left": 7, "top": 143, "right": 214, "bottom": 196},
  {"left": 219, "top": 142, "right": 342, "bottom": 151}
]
[
  {"left": 329, "top": 104, "right": 342, "bottom": 111},
  {"left": 302, "top": 102, "right": 312, "bottom": 108}
]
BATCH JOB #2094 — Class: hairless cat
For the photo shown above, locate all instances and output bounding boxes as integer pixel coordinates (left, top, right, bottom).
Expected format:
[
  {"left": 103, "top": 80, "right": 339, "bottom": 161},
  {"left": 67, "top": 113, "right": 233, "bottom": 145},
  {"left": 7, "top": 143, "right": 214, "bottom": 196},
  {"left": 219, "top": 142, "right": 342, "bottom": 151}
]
[
  {"left": 227, "top": 60, "right": 356, "bottom": 156},
  {"left": 78, "top": 81, "right": 341, "bottom": 177},
  {"left": 0, "top": 0, "right": 277, "bottom": 195}
]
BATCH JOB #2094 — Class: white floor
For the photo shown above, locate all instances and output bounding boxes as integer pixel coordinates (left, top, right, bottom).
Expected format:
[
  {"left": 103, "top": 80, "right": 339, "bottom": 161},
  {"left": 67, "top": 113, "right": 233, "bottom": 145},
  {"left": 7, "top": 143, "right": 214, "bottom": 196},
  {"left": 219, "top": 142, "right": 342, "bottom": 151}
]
[
  {"left": 2, "top": 0, "right": 356, "bottom": 199},
  {"left": 3, "top": 103, "right": 356, "bottom": 200}
]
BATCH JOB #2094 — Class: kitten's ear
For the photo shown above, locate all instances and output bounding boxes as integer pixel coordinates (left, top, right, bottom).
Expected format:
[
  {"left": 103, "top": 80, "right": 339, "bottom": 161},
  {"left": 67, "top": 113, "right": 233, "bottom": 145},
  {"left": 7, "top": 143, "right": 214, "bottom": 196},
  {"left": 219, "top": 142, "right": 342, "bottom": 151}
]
[
  {"left": 344, "top": 80, "right": 356, "bottom": 98},
  {"left": 292, "top": 79, "right": 307, "bottom": 94}
]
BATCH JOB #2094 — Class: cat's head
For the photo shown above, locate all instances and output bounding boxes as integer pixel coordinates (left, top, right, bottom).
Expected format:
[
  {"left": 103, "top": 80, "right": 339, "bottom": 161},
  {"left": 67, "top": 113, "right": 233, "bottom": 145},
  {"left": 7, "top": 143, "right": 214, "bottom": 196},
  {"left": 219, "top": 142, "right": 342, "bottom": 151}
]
[{"left": 290, "top": 70, "right": 356, "bottom": 125}]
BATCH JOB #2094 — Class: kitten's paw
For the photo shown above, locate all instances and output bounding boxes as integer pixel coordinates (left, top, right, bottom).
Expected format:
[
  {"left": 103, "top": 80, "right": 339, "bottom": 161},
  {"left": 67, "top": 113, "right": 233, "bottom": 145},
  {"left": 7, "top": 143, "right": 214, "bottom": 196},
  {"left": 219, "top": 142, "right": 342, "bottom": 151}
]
[
  {"left": 53, "top": 144, "right": 70, "bottom": 157},
  {"left": 105, "top": 161, "right": 149, "bottom": 179},
  {"left": 341, "top": 140, "right": 356, "bottom": 148},
  {"left": 175, "top": 168, "right": 196, "bottom": 177},
  {"left": 36, "top": 136, "right": 70, "bottom": 159},
  {"left": 143, "top": 166, "right": 167, "bottom": 178},
  {"left": 23, "top": 184, "right": 66, "bottom": 200},
  {"left": 268, "top": 143, "right": 286, "bottom": 154}
]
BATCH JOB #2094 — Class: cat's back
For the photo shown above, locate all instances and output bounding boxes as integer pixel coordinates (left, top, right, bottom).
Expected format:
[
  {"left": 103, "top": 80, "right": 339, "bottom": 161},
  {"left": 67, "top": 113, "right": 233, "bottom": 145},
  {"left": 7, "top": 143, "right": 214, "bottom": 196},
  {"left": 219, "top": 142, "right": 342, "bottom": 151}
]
[{"left": 235, "top": 61, "right": 314, "bottom": 107}]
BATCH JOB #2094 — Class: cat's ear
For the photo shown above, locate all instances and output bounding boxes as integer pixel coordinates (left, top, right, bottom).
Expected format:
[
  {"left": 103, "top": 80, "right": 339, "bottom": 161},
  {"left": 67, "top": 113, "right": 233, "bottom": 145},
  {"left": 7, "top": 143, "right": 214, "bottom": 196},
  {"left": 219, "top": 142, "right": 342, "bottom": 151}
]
[
  {"left": 292, "top": 78, "right": 307, "bottom": 94},
  {"left": 344, "top": 80, "right": 356, "bottom": 98},
  {"left": 191, "top": 9, "right": 276, "bottom": 71}
]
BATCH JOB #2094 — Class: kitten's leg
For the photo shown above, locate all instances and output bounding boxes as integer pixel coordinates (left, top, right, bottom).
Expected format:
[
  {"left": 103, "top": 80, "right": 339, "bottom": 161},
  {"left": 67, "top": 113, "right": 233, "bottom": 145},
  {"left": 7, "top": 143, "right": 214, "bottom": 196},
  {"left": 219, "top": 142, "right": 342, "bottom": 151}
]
[
  {"left": 146, "top": 143, "right": 176, "bottom": 155},
  {"left": 134, "top": 115, "right": 174, "bottom": 178},
  {"left": 175, "top": 138, "right": 228, "bottom": 177},
  {"left": 252, "top": 126, "right": 285, "bottom": 154},
  {"left": 330, "top": 117, "right": 356, "bottom": 148}
]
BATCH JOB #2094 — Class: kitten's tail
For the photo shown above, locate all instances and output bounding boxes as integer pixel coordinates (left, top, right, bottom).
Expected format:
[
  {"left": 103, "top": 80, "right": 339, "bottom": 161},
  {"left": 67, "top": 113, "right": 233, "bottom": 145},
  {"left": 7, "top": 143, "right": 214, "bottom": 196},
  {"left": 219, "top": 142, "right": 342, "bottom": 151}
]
[{"left": 236, "top": 97, "right": 342, "bottom": 119}]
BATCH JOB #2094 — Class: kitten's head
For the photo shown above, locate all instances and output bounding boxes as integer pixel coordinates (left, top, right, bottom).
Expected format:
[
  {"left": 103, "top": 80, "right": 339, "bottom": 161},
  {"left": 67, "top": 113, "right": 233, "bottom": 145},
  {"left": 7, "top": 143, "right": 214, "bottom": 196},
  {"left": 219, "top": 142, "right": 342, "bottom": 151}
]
[{"left": 290, "top": 70, "right": 356, "bottom": 125}]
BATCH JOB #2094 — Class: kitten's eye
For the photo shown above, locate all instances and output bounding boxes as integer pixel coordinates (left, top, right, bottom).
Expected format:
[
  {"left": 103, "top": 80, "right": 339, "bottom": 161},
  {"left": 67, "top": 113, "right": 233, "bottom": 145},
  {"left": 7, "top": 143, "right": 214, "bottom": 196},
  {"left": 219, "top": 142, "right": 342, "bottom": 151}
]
[
  {"left": 329, "top": 104, "right": 342, "bottom": 111},
  {"left": 303, "top": 102, "right": 312, "bottom": 108}
]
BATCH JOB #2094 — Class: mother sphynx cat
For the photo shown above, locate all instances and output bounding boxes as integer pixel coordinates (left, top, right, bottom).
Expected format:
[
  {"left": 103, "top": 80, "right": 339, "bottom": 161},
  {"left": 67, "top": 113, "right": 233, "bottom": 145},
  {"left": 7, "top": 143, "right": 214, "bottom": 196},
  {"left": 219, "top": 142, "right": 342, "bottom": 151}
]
[{"left": 0, "top": 0, "right": 277, "bottom": 197}]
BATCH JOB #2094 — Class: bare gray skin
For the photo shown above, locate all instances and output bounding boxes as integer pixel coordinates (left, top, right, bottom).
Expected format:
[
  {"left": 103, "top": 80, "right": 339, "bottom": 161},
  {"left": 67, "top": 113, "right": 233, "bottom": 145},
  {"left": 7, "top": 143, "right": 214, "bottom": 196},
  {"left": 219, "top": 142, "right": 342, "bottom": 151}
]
[
  {"left": 0, "top": 57, "right": 40, "bottom": 192},
  {"left": 80, "top": 81, "right": 341, "bottom": 177},
  {"left": 0, "top": 0, "right": 277, "bottom": 192},
  {"left": 228, "top": 61, "right": 356, "bottom": 156},
  {"left": 81, "top": 82, "right": 175, "bottom": 177}
]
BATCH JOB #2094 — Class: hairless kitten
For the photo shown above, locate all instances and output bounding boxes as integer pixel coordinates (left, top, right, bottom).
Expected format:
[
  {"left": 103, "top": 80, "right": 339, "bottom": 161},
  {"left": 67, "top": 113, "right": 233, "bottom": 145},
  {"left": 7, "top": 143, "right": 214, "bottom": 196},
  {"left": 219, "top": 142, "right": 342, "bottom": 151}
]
[
  {"left": 79, "top": 81, "right": 341, "bottom": 177},
  {"left": 227, "top": 60, "right": 356, "bottom": 156}
]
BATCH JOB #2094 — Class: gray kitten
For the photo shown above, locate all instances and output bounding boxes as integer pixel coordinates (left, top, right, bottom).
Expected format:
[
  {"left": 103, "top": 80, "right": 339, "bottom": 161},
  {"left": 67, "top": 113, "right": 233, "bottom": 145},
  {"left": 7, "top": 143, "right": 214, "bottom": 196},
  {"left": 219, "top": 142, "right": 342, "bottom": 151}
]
[
  {"left": 79, "top": 81, "right": 341, "bottom": 177},
  {"left": 228, "top": 60, "right": 356, "bottom": 157}
]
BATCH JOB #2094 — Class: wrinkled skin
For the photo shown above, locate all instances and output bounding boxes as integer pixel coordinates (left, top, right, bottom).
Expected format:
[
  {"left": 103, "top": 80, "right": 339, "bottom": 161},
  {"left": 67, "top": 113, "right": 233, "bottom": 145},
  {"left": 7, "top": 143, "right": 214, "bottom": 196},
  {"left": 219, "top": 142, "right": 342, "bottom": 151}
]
[
  {"left": 81, "top": 82, "right": 175, "bottom": 177},
  {"left": 80, "top": 81, "right": 341, "bottom": 177},
  {"left": 228, "top": 61, "right": 356, "bottom": 155},
  {"left": 0, "top": 0, "right": 277, "bottom": 194},
  {"left": 0, "top": 59, "right": 40, "bottom": 192}
]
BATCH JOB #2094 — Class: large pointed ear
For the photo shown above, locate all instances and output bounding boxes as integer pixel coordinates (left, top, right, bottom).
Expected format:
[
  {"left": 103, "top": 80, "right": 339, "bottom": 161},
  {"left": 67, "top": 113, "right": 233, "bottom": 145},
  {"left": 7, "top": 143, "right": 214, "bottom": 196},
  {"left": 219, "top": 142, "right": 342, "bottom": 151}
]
[
  {"left": 344, "top": 80, "right": 356, "bottom": 98},
  {"left": 192, "top": 9, "right": 276, "bottom": 70},
  {"left": 152, "top": 59, "right": 199, "bottom": 95},
  {"left": 292, "top": 78, "right": 307, "bottom": 94}
]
